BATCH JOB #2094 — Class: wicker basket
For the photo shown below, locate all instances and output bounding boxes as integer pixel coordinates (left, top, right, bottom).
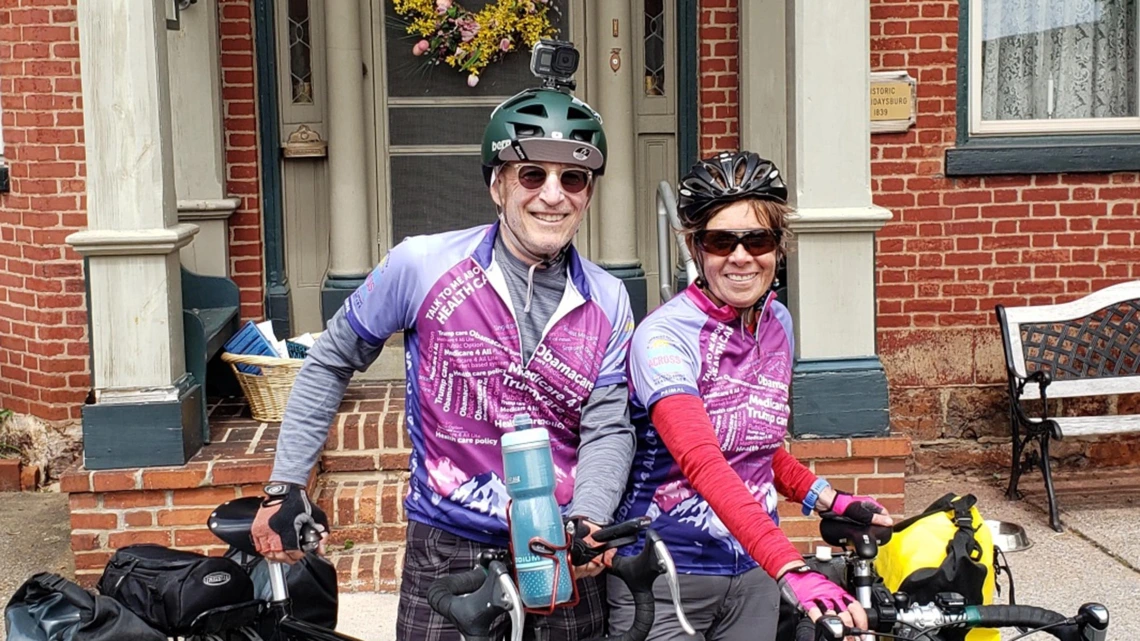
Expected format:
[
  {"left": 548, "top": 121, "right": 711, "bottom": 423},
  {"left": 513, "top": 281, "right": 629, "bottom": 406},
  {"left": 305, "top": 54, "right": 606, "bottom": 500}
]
[{"left": 220, "top": 351, "right": 306, "bottom": 423}]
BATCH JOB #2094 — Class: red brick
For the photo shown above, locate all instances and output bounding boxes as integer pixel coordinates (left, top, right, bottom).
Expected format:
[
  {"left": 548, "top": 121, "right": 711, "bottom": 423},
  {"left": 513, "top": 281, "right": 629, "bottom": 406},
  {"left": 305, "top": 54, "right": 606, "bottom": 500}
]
[
  {"left": 102, "top": 490, "right": 168, "bottom": 509},
  {"left": 91, "top": 471, "right": 139, "bottom": 492},
  {"left": 142, "top": 468, "right": 207, "bottom": 490},
  {"left": 124, "top": 510, "right": 155, "bottom": 527},
  {"left": 70, "top": 512, "right": 117, "bottom": 530},
  {"left": 157, "top": 508, "right": 216, "bottom": 527},
  {"left": 856, "top": 476, "right": 906, "bottom": 496},
  {"left": 71, "top": 532, "right": 100, "bottom": 551},
  {"left": 74, "top": 551, "right": 112, "bottom": 571},
  {"left": 108, "top": 530, "right": 173, "bottom": 549},
  {"left": 789, "top": 439, "right": 849, "bottom": 460},
  {"left": 175, "top": 528, "right": 225, "bottom": 547},
  {"left": 211, "top": 462, "right": 272, "bottom": 485},
  {"left": 851, "top": 437, "right": 912, "bottom": 458},
  {"left": 60, "top": 472, "right": 91, "bottom": 493}
]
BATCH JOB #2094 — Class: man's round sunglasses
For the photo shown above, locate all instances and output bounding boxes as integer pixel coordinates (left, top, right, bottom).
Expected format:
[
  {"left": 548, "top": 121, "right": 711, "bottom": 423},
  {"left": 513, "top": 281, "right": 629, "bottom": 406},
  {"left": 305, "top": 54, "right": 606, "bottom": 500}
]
[
  {"left": 513, "top": 164, "right": 593, "bottom": 194},
  {"left": 695, "top": 229, "right": 782, "bottom": 257}
]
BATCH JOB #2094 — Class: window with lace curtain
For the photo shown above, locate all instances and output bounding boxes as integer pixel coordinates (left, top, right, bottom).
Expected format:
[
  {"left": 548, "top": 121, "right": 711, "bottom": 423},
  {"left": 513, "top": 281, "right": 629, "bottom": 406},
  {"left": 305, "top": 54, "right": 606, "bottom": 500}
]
[{"left": 948, "top": 0, "right": 1140, "bottom": 175}]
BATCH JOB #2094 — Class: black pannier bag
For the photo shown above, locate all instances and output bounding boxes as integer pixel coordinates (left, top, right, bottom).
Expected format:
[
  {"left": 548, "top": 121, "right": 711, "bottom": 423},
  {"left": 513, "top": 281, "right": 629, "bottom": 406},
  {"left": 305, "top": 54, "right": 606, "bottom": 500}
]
[
  {"left": 226, "top": 549, "right": 339, "bottom": 631},
  {"left": 5, "top": 572, "right": 166, "bottom": 641},
  {"left": 96, "top": 544, "right": 254, "bottom": 636}
]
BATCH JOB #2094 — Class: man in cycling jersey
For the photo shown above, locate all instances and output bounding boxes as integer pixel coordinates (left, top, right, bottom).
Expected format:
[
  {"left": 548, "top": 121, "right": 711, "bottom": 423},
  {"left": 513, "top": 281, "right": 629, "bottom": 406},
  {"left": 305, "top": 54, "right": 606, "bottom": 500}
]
[{"left": 250, "top": 87, "right": 636, "bottom": 641}]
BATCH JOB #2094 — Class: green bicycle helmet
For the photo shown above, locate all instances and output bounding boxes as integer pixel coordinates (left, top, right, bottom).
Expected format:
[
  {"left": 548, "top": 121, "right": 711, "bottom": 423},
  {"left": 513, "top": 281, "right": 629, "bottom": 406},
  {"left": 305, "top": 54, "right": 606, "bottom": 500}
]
[{"left": 481, "top": 88, "right": 607, "bottom": 185}]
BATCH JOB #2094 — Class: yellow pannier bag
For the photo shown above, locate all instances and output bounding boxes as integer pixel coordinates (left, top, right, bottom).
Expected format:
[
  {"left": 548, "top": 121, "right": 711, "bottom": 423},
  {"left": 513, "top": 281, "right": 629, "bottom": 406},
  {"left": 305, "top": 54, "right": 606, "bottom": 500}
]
[{"left": 876, "top": 494, "right": 998, "bottom": 641}]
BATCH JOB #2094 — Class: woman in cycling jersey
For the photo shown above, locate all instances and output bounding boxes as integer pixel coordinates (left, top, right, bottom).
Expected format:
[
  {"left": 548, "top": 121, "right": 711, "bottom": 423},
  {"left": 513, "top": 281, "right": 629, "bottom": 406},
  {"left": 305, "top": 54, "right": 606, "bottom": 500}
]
[{"left": 608, "top": 151, "right": 894, "bottom": 641}]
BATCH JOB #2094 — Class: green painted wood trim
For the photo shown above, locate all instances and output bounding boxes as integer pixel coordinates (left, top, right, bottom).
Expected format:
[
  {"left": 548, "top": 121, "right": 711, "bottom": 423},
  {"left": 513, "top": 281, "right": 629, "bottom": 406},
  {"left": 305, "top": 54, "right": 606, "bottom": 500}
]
[
  {"left": 253, "top": 0, "right": 290, "bottom": 308},
  {"left": 81, "top": 375, "right": 203, "bottom": 470},
  {"left": 267, "top": 283, "right": 292, "bottom": 341},
  {"left": 948, "top": 0, "right": 1140, "bottom": 176},
  {"left": 790, "top": 357, "right": 890, "bottom": 438},
  {"left": 946, "top": 137, "right": 1140, "bottom": 176},
  {"left": 321, "top": 275, "right": 367, "bottom": 324},
  {"left": 677, "top": 0, "right": 698, "bottom": 176},
  {"left": 954, "top": 0, "right": 971, "bottom": 148}
]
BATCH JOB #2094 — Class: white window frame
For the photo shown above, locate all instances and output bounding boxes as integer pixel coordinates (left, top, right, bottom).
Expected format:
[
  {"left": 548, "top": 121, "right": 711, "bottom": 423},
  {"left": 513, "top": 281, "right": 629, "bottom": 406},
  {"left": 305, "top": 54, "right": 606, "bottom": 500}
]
[{"left": 968, "top": 1, "right": 1140, "bottom": 137}]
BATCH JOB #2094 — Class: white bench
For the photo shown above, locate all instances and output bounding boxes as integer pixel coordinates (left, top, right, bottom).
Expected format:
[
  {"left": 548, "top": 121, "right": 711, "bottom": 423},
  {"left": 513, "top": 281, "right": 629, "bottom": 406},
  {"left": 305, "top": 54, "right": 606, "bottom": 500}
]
[{"left": 995, "top": 280, "right": 1140, "bottom": 532}]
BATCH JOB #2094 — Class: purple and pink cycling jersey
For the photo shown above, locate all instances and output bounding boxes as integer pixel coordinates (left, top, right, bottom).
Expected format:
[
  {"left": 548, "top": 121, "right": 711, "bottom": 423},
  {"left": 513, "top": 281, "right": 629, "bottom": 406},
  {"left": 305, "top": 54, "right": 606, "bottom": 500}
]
[
  {"left": 615, "top": 284, "right": 795, "bottom": 575},
  {"left": 344, "top": 224, "right": 633, "bottom": 545}
]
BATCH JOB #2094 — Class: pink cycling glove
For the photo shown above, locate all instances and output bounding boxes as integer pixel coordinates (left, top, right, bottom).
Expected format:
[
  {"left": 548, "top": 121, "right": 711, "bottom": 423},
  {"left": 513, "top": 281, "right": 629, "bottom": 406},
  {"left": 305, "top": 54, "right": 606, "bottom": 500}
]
[
  {"left": 830, "top": 490, "right": 886, "bottom": 524},
  {"left": 777, "top": 566, "right": 855, "bottom": 614}
]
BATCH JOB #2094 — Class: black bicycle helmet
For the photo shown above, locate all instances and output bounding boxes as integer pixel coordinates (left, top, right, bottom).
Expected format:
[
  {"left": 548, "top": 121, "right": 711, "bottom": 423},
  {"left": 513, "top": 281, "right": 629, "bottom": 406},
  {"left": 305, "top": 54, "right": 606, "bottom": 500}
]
[{"left": 676, "top": 151, "right": 787, "bottom": 229}]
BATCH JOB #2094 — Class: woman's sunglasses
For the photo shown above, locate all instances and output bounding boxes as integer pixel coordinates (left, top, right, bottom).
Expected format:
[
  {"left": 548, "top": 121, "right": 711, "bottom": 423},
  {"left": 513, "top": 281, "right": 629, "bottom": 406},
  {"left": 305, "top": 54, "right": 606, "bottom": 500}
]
[
  {"left": 695, "top": 229, "right": 782, "bottom": 257},
  {"left": 513, "top": 164, "right": 593, "bottom": 194}
]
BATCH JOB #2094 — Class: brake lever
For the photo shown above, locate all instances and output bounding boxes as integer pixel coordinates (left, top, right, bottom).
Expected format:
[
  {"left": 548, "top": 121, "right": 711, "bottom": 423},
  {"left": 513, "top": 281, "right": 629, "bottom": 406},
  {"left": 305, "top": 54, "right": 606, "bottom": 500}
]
[
  {"left": 1077, "top": 603, "right": 1109, "bottom": 641},
  {"left": 490, "top": 562, "right": 524, "bottom": 641},
  {"left": 648, "top": 530, "right": 696, "bottom": 637},
  {"left": 560, "top": 516, "right": 651, "bottom": 565}
]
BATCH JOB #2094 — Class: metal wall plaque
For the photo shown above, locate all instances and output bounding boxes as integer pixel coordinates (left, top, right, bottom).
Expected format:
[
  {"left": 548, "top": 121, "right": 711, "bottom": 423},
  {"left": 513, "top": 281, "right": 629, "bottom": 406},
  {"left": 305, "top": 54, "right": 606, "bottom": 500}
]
[{"left": 870, "top": 70, "right": 917, "bottom": 133}]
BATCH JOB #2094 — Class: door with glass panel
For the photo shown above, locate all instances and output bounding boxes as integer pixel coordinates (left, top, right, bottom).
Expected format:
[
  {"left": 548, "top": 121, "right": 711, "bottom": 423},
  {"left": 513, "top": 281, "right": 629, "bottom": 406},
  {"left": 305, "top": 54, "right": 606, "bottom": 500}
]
[
  {"left": 633, "top": 0, "right": 677, "bottom": 310},
  {"left": 278, "top": 0, "right": 332, "bottom": 334},
  {"left": 369, "top": 0, "right": 586, "bottom": 256}
]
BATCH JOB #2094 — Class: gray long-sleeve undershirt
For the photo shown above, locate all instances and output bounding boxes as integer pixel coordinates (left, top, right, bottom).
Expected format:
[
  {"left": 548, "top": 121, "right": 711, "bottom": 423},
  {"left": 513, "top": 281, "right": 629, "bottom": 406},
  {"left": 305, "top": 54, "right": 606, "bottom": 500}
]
[{"left": 271, "top": 241, "right": 634, "bottom": 525}]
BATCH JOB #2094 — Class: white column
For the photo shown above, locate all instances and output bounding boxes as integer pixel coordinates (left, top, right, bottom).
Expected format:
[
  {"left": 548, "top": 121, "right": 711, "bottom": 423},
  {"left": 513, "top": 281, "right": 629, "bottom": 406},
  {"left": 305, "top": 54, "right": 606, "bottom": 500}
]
[
  {"left": 589, "top": 0, "right": 646, "bottom": 316},
  {"left": 324, "top": 0, "right": 373, "bottom": 279},
  {"left": 741, "top": 0, "right": 891, "bottom": 436},
  {"left": 167, "top": 0, "right": 238, "bottom": 277},
  {"left": 591, "top": 0, "right": 638, "bottom": 268},
  {"left": 68, "top": 0, "right": 197, "bottom": 394},
  {"left": 784, "top": 0, "right": 890, "bottom": 360}
]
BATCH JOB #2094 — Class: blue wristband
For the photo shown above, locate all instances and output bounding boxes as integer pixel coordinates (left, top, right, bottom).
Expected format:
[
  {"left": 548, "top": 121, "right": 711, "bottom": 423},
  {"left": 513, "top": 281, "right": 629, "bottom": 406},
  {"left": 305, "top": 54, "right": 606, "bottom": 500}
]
[{"left": 801, "top": 478, "right": 831, "bottom": 516}]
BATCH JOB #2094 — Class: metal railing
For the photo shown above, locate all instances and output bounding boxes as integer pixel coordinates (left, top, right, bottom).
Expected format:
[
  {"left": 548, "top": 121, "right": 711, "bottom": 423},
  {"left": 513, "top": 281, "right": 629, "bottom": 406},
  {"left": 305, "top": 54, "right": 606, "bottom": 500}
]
[{"left": 656, "top": 180, "right": 698, "bottom": 301}]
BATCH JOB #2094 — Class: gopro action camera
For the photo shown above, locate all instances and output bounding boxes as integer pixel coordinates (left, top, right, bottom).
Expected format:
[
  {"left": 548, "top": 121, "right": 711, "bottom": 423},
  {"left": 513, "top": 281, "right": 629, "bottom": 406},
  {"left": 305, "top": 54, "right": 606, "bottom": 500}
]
[{"left": 531, "top": 39, "right": 579, "bottom": 91}]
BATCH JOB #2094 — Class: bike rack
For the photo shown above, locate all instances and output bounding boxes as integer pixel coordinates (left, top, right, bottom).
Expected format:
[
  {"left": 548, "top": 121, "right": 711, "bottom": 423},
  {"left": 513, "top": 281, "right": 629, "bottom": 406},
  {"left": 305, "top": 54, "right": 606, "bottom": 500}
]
[{"left": 655, "top": 180, "right": 697, "bottom": 302}]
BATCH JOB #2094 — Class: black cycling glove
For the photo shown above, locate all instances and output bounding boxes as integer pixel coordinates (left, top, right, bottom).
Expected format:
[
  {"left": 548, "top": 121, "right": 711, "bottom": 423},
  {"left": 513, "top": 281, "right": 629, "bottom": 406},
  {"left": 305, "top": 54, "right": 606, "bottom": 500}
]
[{"left": 253, "top": 482, "right": 328, "bottom": 553}]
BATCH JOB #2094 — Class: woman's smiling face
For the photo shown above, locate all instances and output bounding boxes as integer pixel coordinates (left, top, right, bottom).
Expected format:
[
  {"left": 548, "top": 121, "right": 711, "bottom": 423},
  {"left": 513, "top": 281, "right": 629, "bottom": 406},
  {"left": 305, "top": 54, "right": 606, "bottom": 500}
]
[{"left": 697, "top": 200, "right": 780, "bottom": 309}]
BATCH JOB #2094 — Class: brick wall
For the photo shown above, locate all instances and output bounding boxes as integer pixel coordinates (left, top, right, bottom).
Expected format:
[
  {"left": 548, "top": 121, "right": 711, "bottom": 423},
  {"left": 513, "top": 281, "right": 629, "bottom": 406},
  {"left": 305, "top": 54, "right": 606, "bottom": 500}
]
[
  {"left": 218, "top": 0, "right": 266, "bottom": 321},
  {"left": 0, "top": 0, "right": 268, "bottom": 424},
  {"left": 869, "top": 0, "right": 1140, "bottom": 472},
  {"left": 697, "top": 0, "right": 738, "bottom": 156},
  {"left": 0, "top": 0, "right": 89, "bottom": 422}
]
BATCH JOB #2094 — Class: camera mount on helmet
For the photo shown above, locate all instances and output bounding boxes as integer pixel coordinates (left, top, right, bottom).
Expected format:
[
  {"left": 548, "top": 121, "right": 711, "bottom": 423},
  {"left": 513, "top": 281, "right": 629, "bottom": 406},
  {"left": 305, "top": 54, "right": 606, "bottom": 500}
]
[{"left": 530, "top": 39, "right": 579, "bottom": 92}]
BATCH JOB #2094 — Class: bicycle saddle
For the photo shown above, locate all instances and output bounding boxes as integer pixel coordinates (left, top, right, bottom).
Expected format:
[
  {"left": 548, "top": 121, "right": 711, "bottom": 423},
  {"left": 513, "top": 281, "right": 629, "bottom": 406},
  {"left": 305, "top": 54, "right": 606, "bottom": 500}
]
[
  {"left": 208, "top": 496, "right": 262, "bottom": 556},
  {"left": 819, "top": 513, "right": 892, "bottom": 559}
]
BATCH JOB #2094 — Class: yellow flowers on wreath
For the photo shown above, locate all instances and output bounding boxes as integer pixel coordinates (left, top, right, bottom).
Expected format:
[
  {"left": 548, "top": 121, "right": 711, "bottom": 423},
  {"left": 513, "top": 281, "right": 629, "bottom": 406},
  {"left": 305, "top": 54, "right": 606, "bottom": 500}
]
[{"left": 393, "top": 0, "right": 558, "bottom": 87}]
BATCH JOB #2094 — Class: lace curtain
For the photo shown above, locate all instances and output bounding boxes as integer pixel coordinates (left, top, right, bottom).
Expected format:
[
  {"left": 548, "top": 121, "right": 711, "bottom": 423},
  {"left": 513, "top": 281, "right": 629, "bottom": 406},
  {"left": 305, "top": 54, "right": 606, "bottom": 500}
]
[{"left": 981, "top": 0, "right": 1137, "bottom": 120}]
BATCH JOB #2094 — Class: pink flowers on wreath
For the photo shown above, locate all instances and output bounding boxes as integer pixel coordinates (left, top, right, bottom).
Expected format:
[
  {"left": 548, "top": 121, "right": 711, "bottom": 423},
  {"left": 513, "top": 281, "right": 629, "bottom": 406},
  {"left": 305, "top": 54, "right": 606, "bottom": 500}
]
[
  {"left": 467, "top": 73, "right": 480, "bottom": 87},
  {"left": 436, "top": 0, "right": 452, "bottom": 12},
  {"left": 412, "top": 39, "right": 431, "bottom": 56},
  {"left": 458, "top": 16, "right": 479, "bottom": 42},
  {"left": 499, "top": 37, "right": 511, "bottom": 52}
]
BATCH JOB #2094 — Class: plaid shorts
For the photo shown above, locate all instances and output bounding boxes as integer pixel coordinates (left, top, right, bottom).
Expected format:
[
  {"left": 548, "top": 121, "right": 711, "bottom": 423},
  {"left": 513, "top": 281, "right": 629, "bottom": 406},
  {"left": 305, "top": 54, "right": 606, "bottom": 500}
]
[{"left": 396, "top": 520, "right": 607, "bottom": 641}]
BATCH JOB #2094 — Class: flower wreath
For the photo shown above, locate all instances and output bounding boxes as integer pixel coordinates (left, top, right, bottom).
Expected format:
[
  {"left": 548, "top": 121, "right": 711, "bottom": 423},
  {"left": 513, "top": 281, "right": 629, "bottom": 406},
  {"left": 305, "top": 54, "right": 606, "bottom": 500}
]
[{"left": 393, "top": 0, "right": 559, "bottom": 87}]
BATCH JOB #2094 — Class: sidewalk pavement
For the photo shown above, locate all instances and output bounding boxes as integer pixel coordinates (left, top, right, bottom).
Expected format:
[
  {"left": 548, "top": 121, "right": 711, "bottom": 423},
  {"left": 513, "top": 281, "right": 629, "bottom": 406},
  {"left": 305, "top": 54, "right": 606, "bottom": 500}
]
[{"left": 335, "top": 472, "right": 1140, "bottom": 641}]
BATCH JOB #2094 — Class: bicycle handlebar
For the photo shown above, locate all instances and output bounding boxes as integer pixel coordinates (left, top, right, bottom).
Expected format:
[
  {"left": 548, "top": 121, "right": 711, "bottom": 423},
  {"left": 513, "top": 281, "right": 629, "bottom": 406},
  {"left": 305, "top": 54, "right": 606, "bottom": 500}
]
[
  {"left": 796, "top": 602, "right": 1110, "bottom": 641},
  {"left": 426, "top": 526, "right": 694, "bottom": 641},
  {"left": 427, "top": 560, "right": 524, "bottom": 641}
]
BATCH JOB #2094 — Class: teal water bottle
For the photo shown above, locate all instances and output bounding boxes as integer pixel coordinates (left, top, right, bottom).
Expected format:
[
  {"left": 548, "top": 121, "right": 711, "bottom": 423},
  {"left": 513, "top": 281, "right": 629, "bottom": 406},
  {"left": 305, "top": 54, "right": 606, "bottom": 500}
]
[{"left": 501, "top": 415, "right": 573, "bottom": 608}]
